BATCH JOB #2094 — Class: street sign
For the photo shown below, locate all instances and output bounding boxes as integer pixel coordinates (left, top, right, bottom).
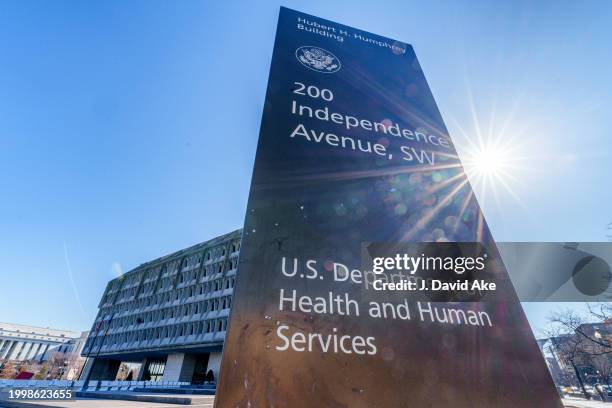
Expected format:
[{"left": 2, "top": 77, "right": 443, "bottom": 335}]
[{"left": 215, "top": 7, "right": 562, "bottom": 407}]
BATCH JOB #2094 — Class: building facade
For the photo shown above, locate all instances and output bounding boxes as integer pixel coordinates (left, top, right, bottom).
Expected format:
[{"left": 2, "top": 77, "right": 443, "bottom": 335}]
[
  {"left": 542, "top": 322, "right": 612, "bottom": 390},
  {"left": 61, "top": 331, "right": 89, "bottom": 380},
  {"left": 0, "top": 322, "right": 80, "bottom": 363},
  {"left": 81, "top": 229, "right": 241, "bottom": 384}
]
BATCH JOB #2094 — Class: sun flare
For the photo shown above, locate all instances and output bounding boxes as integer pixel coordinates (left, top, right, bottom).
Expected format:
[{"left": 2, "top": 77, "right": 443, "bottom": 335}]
[
  {"left": 459, "top": 136, "right": 531, "bottom": 214},
  {"left": 466, "top": 144, "right": 507, "bottom": 177}
]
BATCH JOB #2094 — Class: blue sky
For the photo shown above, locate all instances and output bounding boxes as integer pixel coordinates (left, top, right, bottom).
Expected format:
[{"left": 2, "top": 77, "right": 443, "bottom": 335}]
[{"left": 1, "top": 1, "right": 611, "bottom": 334}]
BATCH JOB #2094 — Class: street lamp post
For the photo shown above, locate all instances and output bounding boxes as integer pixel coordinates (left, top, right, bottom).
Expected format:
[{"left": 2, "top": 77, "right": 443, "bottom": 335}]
[{"left": 78, "top": 313, "right": 115, "bottom": 391}]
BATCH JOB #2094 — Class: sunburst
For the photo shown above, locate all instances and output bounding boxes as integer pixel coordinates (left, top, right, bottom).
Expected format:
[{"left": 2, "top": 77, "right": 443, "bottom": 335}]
[{"left": 448, "top": 87, "right": 537, "bottom": 216}]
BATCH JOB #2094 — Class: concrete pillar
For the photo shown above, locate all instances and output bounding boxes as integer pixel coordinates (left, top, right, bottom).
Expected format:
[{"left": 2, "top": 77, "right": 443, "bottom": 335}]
[
  {"left": 32, "top": 343, "right": 44, "bottom": 361},
  {"left": 38, "top": 343, "right": 49, "bottom": 362},
  {"left": 26, "top": 343, "right": 41, "bottom": 361},
  {"left": 81, "top": 358, "right": 121, "bottom": 381},
  {"left": 79, "top": 357, "right": 94, "bottom": 381},
  {"left": 17, "top": 342, "right": 32, "bottom": 361},
  {"left": 136, "top": 358, "right": 149, "bottom": 381},
  {"left": 0, "top": 340, "right": 11, "bottom": 359},
  {"left": 161, "top": 353, "right": 196, "bottom": 382},
  {"left": 206, "top": 351, "right": 223, "bottom": 381},
  {"left": 8, "top": 341, "right": 23, "bottom": 360}
]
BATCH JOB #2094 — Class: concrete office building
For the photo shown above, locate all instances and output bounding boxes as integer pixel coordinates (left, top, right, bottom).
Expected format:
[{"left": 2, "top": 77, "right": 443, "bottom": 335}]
[
  {"left": 0, "top": 322, "right": 80, "bottom": 362},
  {"left": 81, "top": 229, "right": 241, "bottom": 384}
]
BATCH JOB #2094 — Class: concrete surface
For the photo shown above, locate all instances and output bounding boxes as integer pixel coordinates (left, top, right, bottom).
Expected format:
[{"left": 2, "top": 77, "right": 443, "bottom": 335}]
[
  {"left": 0, "top": 398, "right": 213, "bottom": 408},
  {"left": 563, "top": 396, "right": 612, "bottom": 407},
  {"left": 76, "top": 391, "right": 213, "bottom": 405},
  {"left": 0, "top": 393, "right": 214, "bottom": 408}
]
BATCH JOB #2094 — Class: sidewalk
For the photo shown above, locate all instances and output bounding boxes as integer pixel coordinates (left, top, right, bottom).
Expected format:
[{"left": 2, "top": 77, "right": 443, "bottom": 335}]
[
  {"left": 0, "top": 398, "right": 213, "bottom": 408},
  {"left": 564, "top": 396, "right": 612, "bottom": 407},
  {"left": 0, "top": 392, "right": 214, "bottom": 408}
]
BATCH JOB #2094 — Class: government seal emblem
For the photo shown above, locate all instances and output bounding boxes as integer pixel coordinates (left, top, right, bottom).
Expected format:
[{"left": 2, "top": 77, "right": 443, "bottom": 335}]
[{"left": 295, "top": 46, "right": 341, "bottom": 73}]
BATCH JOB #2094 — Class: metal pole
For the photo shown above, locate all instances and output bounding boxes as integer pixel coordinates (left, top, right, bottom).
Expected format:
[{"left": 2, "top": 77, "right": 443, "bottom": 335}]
[{"left": 80, "top": 313, "right": 114, "bottom": 391}]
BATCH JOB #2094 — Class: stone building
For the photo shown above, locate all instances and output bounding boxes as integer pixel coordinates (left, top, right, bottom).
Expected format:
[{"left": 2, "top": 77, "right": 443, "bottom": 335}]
[
  {"left": 0, "top": 322, "right": 80, "bottom": 363},
  {"left": 81, "top": 229, "right": 241, "bottom": 383}
]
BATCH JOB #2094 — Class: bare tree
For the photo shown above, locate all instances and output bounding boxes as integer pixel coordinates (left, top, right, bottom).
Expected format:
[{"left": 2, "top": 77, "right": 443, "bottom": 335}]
[
  {"left": 0, "top": 361, "right": 18, "bottom": 379},
  {"left": 116, "top": 363, "right": 130, "bottom": 380},
  {"left": 33, "top": 362, "right": 49, "bottom": 380},
  {"left": 592, "top": 354, "right": 612, "bottom": 387},
  {"left": 63, "top": 352, "right": 85, "bottom": 380},
  {"left": 547, "top": 332, "right": 592, "bottom": 400},
  {"left": 37, "top": 352, "right": 68, "bottom": 380},
  {"left": 545, "top": 303, "right": 612, "bottom": 400},
  {"left": 549, "top": 305, "right": 612, "bottom": 355}
]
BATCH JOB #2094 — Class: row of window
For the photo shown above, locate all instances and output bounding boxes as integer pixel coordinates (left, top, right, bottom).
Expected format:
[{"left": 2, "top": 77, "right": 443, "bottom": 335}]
[
  {"left": 181, "top": 253, "right": 201, "bottom": 272},
  {"left": 144, "top": 266, "right": 163, "bottom": 282},
  {"left": 85, "top": 318, "right": 230, "bottom": 351},
  {"left": 99, "top": 276, "right": 236, "bottom": 318},
  {"left": 97, "top": 296, "right": 232, "bottom": 330},
  {"left": 206, "top": 241, "right": 240, "bottom": 262},
  {"left": 109, "top": 257, "right": 238, "bottom": 304},
  {"left": 104, "top": 238, "right": 240, "bottom": 297},
  {"left": 179, "top": 259, "right": 238, "bottom": 284}
]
